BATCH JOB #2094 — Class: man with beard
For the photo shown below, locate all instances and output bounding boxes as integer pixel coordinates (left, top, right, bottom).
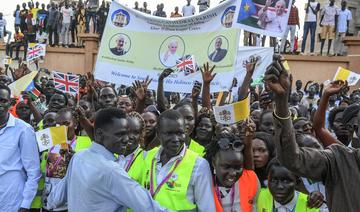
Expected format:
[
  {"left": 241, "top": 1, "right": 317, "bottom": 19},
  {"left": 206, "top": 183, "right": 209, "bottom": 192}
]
[{"left": 0, "top": 84, "right": 41, "bottom": 212}]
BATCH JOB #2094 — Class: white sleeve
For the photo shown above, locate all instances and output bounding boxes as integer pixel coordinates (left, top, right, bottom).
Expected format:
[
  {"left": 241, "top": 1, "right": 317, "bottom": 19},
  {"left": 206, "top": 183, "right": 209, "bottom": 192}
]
[
  {"left": 192, "top": 158, "right": 216, "bottom": 212},
  {"left": 348, "top": 10, "right": 352, "bottom": 20}
]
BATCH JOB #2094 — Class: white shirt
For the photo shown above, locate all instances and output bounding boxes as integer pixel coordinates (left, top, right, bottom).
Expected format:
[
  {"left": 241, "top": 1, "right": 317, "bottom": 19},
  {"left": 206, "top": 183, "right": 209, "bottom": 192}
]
[
  {"left": 46, "top": 142, "right": 170, "bottom": 212},
  {"left": 265, "top": 11, "right": 288, "bottom": 33},
  {"left": 61, "top": 6, "right": 73, "bottom": 24},
  {"left": 153, "top": 145, "right": 215, "bottom": 211},
  {"left": 305, "top": 2, "right": 319, "bottom": 22},
  {"left": 337, "top": 9, "right": 352, "bottom": 33},
  {"left": 0, "top": 114, "right": 41, "bottom": 211},
  {"left": 321, "top": 4, "right": 339, "bottom": 26},
  {"left": 182, "top": 5, "right": 196, "bottom": 17},
  {"left": 274, "top": 191, "right": 298, "bottom": 212}
]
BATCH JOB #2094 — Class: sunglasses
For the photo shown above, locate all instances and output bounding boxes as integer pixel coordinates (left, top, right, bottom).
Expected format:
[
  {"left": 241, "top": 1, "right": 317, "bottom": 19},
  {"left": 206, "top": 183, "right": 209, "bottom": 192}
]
[{"left": 217, "top": 138, "right": 243, "bottom": 151}]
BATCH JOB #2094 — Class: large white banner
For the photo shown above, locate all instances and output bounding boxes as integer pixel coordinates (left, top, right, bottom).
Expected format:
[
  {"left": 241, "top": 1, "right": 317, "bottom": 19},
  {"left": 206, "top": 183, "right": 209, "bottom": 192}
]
[{"left": 94, "top": 0, "right": 240, "bottom": 93}]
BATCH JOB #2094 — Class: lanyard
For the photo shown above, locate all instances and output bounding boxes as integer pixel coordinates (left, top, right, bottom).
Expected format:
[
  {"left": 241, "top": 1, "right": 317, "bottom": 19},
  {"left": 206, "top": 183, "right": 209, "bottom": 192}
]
[
  {"left": 149, "top": 149, "right": 186, "bottom": 198},
  {"left": 125, "top": 149, "right": 142, "bottom": 172},
  {"left": 214, "top": 181, "right": 235, "bottom": 212}
]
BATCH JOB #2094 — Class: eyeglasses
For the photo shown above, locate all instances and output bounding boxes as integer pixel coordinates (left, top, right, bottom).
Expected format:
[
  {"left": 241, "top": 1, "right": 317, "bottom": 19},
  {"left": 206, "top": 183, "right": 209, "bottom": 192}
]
[{"left": 217, "top": 138, "right": 243, "bottom": 152}]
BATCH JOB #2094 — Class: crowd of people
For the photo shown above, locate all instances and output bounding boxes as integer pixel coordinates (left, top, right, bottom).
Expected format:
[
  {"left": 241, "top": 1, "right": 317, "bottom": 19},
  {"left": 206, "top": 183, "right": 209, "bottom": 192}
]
[
  {"left": 0, "top": 53, "right": 360, "bottom": 211},
  {"left": 0, "top": 0, "right": 360, "bottom": 212},
  {"left": 0, "top": 0, "right": 355, "bottom": 59}
]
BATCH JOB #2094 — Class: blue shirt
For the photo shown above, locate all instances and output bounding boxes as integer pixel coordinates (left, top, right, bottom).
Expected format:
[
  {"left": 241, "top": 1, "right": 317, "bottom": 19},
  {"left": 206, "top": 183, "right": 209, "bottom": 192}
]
[
  {"left": 15, "top": 10, "right": 21, "bottom": 25},
  {"left": 0, "top": 114, "right": 41, "bottom": 210},
  {"left": 46, "top": 142, "right": 172, "bottom": 212}
]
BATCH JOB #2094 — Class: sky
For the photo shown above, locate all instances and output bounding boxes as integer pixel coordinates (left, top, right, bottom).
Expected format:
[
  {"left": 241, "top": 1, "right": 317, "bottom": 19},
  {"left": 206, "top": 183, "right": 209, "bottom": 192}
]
[{"left": 2, "top": 0, "right": 306, "bottom": 39}]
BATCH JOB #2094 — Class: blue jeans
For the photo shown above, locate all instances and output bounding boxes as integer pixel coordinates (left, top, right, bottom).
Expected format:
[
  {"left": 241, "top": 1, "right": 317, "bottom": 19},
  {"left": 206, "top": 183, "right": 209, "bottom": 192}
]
[
  {"left": 301, "top": 22, "right": 317, "bottom": 53},
  {"left": 85, "top": 11, "right": 97, "bottom": 33}
]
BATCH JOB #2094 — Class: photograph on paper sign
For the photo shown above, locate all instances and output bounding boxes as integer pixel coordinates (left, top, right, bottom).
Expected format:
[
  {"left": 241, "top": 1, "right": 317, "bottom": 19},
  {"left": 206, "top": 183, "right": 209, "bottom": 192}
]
[
  {"left": 235, "top": 0, "right": 291, "bottom": 35},
  {"left": 159, "top": 35, "right": 185, "bottom": 67},
  {"left": 111, "top": 9, "right": 130, "bottom": 27},
  {"left": 108, "top": 33, "right": 131, "bottom": 56},
  {"left": 208, "top": 36, "right": 229, "bottom": 62},
  {"left": 221, "top": 6, "right": 236, "bottom": 28}
]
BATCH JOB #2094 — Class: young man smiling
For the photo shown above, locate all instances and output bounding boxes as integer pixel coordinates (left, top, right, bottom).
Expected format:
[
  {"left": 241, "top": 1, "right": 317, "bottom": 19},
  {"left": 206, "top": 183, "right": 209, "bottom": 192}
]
[
  {"left": 141, "top": 109, "right": 215, "bottom": 211},
  {"left": 45, "top": 108, "right": 170, "bottom": 211}
]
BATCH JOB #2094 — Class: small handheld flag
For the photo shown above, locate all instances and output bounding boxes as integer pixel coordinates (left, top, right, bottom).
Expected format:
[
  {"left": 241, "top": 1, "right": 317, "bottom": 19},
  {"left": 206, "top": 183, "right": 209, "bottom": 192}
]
[
  {"left": 333, "top": 67, "right": 360, "bottom": 86},
  {"left": 176, "top": 55, "right": 198, "bottom": 76},
  {"left": 36, "top": 126, "right": 68, "bottom": 152},
  {"left": 213, "top": 96, "right": 250, "bottom": 125},
  {"left": 27, "top": 43, "right": 46, "bottom": 62},
  {"left": 53, "top": 71, "right": 80, "bottom": 95}
]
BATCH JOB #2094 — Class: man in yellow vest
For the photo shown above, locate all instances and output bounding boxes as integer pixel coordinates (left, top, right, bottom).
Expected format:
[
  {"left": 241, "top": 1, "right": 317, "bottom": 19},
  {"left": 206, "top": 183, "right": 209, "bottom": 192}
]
[
  {"left": 141, "top": 109, "right": 215, "bottom": 211},
  {"left": 257, "top": 159, "right": 320, "bottom": 212}
]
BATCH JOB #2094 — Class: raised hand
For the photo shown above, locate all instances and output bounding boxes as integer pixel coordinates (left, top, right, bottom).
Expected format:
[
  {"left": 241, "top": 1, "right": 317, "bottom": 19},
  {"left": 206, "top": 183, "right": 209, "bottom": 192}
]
[
  {"left": 307, "top": 191, "right": 324, "bottom": 209},
  {"left": 201, "top": 62, "right": 216, "bottom": 84},
  {"left": 76, "top": 105, "right": 87, "bottom": 120},
  {"left": 132, "top": 80, "right": 146, "bottom": 101},
  {"left": 141, "top": 75, "right": 153, "bottom": 91},
  {"left": 264, "top": 55, "right": 291, "bottom": 97},
  {"left": 324, "top": 80, "right": 348, "bottom": 96},
  {"left": 244, "top": 56, "right": 258, "bottom": 75},
  {"left": 159, "top": 68, "right": 173, "bottom": 81},
  {"left": 191, "top": 80, "right": 202, "bottom": 99},
  {"left": 243, "top": 117, "right": 256, "bottom": 138}
]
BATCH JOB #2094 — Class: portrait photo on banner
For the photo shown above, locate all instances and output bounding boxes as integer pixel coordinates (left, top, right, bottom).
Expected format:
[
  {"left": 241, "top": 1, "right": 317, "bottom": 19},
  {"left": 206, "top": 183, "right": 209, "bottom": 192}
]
[{"left": 233, "top": 0, "right": 292, "bottom": 37}]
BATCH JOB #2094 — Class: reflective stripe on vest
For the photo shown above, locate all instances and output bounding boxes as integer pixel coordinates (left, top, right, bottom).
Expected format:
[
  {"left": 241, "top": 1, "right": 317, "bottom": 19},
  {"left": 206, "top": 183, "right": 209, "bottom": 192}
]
[
  {"left": 141, "top": 147, "right": 198, "bottom": 211},
  {"left": 189, "top": 139, "right": 205, "bottom": 157},
  {"left": 256, "top": 188, "right": 319, "bottom": 212},
  {"left": 213, "top": 169, "right": 258, "bottom": 212}
]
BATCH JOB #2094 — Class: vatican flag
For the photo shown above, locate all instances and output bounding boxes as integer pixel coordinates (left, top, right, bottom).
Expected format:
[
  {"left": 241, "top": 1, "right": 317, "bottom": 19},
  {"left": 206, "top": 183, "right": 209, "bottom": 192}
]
[
  {"left": 333, "top": 67, "right": 360, "bottom": 86},
  {"left": 213, "top": 96, "right": 250, "bottom": 125},
  {"left": 36, "top": 126, "right": 68, "bottom": 152}
]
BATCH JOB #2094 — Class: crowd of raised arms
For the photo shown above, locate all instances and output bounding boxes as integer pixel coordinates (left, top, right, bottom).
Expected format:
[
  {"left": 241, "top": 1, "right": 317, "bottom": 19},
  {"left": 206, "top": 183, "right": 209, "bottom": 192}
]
[
  {"left": 0, "top": 54, "right": 360, "bottom": 212},
  {"left": 0, "top": 0, "right": 355, "bottom": 58}
]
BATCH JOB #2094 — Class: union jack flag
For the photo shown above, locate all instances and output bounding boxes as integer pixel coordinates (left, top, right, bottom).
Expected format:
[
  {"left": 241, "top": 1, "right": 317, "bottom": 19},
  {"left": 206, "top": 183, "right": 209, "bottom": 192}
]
[
  {"left": 27, "top": 43, "right": 46, "bottom": 62},
  {"left": 176, "top": 55, "right": 198, "bottom": 76},
  {"left": 53, "top": 71, "right": 79, "bottom": 95}
]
